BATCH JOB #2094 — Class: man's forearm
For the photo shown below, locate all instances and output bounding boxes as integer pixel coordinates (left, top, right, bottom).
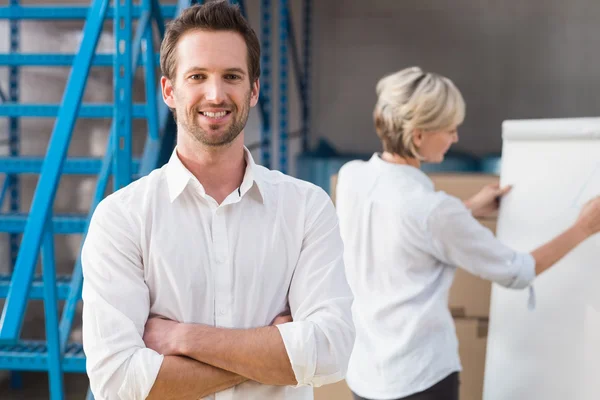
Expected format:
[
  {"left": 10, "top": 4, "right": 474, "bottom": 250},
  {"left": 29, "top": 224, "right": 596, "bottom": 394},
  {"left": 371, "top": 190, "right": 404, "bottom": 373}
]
[
  {"left": 147, "top": 355, "right": 247, "bottom": 399},
  {"left": 175, "top": 324, "right": 297, "bottom": 386}
]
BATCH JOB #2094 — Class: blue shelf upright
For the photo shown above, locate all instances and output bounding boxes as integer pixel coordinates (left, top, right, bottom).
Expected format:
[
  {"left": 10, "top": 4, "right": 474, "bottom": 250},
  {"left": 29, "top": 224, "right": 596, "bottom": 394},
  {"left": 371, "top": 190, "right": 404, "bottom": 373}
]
[
  {"left": 278, "top": 0, "right": 289, "bottom": 174},
  {"left": 275, "top": 0, "right": 312, "bottom": 174}
]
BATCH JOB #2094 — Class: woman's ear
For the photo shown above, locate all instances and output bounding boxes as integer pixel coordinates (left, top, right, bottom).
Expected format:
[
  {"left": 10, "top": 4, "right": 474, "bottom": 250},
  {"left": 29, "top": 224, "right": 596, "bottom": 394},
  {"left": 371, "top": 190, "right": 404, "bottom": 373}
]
[{"left": 412, "top": 129, "right": 424, "bottom": 147}]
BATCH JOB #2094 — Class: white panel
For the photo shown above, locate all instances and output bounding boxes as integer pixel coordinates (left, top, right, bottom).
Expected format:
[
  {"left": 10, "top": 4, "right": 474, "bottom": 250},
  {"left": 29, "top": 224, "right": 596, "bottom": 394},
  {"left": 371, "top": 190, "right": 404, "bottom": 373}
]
[{"left": 483, "top": 118, "right": 600, "bottom": 400}]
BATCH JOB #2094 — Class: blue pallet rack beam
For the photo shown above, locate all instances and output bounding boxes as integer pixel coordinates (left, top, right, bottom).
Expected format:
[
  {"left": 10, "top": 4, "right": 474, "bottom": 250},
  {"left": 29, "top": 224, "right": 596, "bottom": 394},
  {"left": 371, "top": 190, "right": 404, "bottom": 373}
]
[
  {"left": 0, "top": 157, "right": 140, "bottom": 175},
  {"left": 0, "top": 0, "right": 110, "bottom": 344},
  {"left": 0, "top": 341, "right": 86, "bottom": 373},
  {"left": 0, "top": 53, "right": 160, "bottom": 67},
  {"left": 0, "top": 275, "right": 72, "bottom": 300},
  {"left": 0, "top": 103, "right": 147, "bottom": 118},
  {"left": 0, "top": 214, "right": 87, "bottom": 234},
  {"left": 0, "top": 5, "right": 177, "bottom": 19}
]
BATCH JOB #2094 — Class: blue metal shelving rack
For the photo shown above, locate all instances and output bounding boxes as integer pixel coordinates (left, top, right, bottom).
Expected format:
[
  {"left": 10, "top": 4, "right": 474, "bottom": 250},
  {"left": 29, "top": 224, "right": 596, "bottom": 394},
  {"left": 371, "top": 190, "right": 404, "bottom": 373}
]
[
  {"left": 0, "top": 0, "right": 184, "bottom": 398},
  {"left": 275, "top": 0, "right": 312, "bottom": 174},
  {"left": 0, "top": 0, "right": 312, "bottom": 398}
]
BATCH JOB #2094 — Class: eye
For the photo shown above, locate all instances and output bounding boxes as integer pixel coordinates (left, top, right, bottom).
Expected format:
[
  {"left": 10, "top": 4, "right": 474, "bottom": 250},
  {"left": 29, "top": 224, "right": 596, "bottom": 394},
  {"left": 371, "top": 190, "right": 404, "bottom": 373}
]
[
  {"left": 189, "top": 74, "right": 205, "bottom": 81},
  {"left": 225, "top": 74, "right": 241, "bottom": 81}
]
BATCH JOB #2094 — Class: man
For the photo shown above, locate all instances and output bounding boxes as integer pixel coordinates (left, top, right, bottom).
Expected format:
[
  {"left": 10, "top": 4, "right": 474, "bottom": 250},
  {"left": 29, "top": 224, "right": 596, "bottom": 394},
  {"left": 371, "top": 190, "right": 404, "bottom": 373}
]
[{"left": 81, "top": 1, "right": 355, "bottom": 399}]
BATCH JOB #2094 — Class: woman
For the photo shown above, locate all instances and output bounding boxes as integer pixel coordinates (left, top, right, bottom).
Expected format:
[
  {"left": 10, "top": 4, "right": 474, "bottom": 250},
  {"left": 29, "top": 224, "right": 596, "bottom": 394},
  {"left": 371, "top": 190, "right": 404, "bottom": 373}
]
[{"left": 335, "top": 66, "right": 600, "bottom": 400}]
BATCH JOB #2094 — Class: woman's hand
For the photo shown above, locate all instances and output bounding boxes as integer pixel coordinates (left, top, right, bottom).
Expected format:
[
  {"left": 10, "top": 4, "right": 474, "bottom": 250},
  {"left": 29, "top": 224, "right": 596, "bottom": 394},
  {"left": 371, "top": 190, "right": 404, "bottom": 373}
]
[
  {"left": 574, "top": 196, "right": 600, "bottom": 237},
  {"left": 464, "top": 183, "right": 512, "bottom": 218}
]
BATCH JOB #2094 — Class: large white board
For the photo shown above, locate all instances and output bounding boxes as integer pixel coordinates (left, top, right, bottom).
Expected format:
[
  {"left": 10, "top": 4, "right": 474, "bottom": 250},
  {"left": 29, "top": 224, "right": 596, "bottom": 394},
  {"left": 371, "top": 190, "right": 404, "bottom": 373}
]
[{"left": 483, "top": 118, "right": 600, "bottom": 400}]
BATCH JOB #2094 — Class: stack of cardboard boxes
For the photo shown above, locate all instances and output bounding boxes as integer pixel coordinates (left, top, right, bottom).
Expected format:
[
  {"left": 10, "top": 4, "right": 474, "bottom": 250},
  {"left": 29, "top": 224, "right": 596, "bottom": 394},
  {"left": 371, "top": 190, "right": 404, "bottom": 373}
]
[
  {"left": 318, "top": 173, "right": 498, "bottom": 400},
  {"left": 430, "top": 173, "right": 498, "bottom": 400}
]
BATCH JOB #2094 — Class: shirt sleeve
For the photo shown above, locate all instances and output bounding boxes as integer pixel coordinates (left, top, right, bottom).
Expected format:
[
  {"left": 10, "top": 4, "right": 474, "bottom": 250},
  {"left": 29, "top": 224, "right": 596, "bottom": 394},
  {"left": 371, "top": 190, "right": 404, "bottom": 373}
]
[
  {"left": 426, "top": 195, "right": 536, "bottom": 289},
  {"left": 82, "top": 198, "right": 164, "bottom": 400},
  {"left": 276, "top": 188, "right": 355, "bottom": 388}
]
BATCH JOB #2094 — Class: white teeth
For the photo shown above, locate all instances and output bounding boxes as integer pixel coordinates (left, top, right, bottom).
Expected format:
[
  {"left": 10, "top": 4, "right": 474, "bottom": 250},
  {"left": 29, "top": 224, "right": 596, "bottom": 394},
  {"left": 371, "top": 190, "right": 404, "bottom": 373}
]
[{"left": 202, "top": 111, "right": 227, "bottom": 118}]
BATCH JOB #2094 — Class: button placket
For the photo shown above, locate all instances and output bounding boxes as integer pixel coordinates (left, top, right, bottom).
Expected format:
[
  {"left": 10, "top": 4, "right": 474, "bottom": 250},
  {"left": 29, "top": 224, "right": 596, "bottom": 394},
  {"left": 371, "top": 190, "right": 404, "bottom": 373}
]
[{"left": 212, "top": 208, "right": 231, "bottom": 326}]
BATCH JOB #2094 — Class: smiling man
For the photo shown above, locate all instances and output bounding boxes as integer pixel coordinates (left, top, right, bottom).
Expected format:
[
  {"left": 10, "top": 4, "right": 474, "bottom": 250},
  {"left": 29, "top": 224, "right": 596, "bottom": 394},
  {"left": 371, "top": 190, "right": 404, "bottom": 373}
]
[{"left": 80, "top": 1, "right": 354, "bottom": 400}]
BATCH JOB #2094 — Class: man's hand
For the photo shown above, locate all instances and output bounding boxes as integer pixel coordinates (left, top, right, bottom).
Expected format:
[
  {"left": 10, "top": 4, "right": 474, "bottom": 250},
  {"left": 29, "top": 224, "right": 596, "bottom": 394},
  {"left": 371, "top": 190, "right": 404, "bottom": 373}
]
[
  {"left": 271, "top": 307, "right": 293, "bottom": 326},
  {"left": 143, "top": 317, "right": 181, "bottom": 356},
  {"left": 464, "top": 183, "right": 512, "bottom": 218},
  {"left": 144, "top": 308, "right": 293, "bottom": 356}
]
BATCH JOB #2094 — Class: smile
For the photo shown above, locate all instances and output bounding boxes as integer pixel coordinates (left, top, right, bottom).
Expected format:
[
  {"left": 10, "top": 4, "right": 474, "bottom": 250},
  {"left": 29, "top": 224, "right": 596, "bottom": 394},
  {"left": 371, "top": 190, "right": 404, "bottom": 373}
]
[{"left": 199, "top": 111, "right": 230, "bottom": 118}]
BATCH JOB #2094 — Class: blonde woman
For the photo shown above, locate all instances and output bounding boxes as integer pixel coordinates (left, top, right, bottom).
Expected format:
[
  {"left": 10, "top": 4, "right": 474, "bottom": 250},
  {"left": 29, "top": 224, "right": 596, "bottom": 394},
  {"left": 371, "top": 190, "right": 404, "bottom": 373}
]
[{"left": 336, "top": 66, "right": 600, "bottom": 400}]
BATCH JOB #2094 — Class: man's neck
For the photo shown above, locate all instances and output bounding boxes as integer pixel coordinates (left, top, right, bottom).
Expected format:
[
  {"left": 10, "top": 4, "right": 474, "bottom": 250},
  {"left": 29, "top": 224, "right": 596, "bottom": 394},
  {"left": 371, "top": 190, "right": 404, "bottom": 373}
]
[{"left": 176, "top": 134, "right": 247, "bottom": 205}]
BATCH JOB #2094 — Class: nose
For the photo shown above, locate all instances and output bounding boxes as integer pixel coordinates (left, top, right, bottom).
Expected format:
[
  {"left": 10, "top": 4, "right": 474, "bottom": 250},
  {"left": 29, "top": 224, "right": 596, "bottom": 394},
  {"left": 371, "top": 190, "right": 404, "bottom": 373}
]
[{"left": 205, "top": 77, "right": 226, "bottom": 104}]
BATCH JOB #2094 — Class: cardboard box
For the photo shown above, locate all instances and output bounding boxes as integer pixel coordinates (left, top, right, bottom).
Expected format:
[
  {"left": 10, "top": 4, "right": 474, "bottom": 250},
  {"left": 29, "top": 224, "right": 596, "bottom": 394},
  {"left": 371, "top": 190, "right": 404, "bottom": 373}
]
[
  {"left": 430, "top": 174, "right": 499, "bottom": 319},
  {"left": 330, "top": 174, "right": 338, "bottom": 205},
  {"left": 314, "top": 380, "right": 353, "bottom": 400},
  {"left": 448, "top": 213, "right": 495, "bottom": 318},
  {"left": 313, "top": 318, "right": 488, "bottom": 400},
  {"left": 428, "top": 173, "right": 499, "bottom": 202},
  {"left": 455, "top": 318, "right": 488, "bottom": 400},
  {"left": 331, "top": 173, "right": 500, "bottom": 211},
  {"left": 449, "top": 269, "right": 491, "bottom": 318}
]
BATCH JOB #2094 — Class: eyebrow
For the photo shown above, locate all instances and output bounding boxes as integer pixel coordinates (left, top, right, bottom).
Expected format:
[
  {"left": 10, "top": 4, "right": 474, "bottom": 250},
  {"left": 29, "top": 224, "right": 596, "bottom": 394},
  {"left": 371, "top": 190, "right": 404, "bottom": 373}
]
[{"left": 183, "top": 67, "right": 247, "bottom": 76}]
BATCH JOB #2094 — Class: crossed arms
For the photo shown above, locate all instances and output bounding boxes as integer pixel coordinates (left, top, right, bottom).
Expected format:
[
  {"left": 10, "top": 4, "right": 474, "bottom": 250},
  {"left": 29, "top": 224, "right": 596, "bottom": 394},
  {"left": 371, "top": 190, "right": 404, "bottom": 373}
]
[{"left": 81, "top": 193, "right": 355, "bottom": 400}]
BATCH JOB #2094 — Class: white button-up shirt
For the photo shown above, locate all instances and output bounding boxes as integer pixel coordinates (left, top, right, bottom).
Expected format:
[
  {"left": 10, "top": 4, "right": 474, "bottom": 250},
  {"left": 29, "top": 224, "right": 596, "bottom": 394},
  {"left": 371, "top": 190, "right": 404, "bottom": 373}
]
[
  {"left": 336, "top": 154, "right": 535, "bottom": 399},
  {"left": 82, "top": 148, "right": 355, "bottom": 400}
]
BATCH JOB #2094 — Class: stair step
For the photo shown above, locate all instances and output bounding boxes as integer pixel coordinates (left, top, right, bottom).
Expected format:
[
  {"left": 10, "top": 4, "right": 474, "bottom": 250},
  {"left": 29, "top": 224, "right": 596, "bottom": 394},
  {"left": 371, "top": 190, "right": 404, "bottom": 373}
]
[
  {"left": 0, "top": 340, "right": 85, "bottom": 373},
  {"left": 0, "top": 5, "right": 177, "bottom": 20},
  {"left": 0, "top": 156, "right": 140, "bottom": 175},
  {"left": 0, "top": 274, "right": 71, "bottom": 300},
  {"left": 0, "top": 213, "right": 86, "bottom": 234},
  {"left": 0, "top": 53, "right": 160, "bottom": 67},
  {"left": 0, "top": 103, "right": 147, "bottom": 118}
]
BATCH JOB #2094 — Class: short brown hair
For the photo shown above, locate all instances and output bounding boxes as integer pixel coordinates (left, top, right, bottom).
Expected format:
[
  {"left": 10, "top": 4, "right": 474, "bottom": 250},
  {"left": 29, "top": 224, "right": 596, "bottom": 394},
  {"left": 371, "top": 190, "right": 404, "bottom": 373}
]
[{"left": 160, "top": 0, "right": 261, "bottom": 84}]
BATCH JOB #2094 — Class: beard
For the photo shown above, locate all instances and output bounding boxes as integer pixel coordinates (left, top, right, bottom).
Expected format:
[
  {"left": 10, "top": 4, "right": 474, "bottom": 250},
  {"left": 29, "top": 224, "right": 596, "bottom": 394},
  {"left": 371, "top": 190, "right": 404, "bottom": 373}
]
[{"left": 178, "top": 92, "right": 251, "bottom": 148}]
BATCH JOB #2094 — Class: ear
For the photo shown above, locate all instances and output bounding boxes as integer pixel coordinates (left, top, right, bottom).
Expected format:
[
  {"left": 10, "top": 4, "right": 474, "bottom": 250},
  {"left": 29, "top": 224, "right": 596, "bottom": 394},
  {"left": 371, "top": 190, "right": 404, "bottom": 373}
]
[
  {"left": 249, "top": 78, "right": 260, "bottom": 108},
  {"left": 412, "top": 129, "right": 424, "bottom": 147},
  {"left": 161, "top": 76, "right": 176, "bottom": 109}
]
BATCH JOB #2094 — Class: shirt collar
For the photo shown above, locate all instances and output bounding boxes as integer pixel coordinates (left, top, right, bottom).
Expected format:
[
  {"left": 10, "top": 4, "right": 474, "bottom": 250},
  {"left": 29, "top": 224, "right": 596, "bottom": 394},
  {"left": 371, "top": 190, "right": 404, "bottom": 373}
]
[
  {"left": 166, "top": 146, "right": 265, "bottom": 203},
  {"left": 369, "top": 153, "right": 435, "bottom": 191}
]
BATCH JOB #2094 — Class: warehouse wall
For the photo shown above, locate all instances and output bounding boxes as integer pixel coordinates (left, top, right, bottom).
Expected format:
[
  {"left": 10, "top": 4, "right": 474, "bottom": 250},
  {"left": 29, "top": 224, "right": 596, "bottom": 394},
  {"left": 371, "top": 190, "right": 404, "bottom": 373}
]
[{"left": 310, "top": 0, "right": 600, "bottom": 157}]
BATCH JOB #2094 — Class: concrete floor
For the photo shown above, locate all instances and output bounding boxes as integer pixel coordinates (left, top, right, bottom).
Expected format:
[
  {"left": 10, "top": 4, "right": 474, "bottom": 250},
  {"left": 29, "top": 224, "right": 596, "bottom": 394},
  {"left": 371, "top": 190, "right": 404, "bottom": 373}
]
[{"left": 0, "top": 371, "right": 89, "bottom": 399}]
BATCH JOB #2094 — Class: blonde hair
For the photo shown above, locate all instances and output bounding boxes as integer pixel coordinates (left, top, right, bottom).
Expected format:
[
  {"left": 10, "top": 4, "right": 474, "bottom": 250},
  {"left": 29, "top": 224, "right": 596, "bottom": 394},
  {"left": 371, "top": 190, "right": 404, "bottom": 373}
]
[{"left": 373, "top": 66, "right": 465, "bottom": 158}]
